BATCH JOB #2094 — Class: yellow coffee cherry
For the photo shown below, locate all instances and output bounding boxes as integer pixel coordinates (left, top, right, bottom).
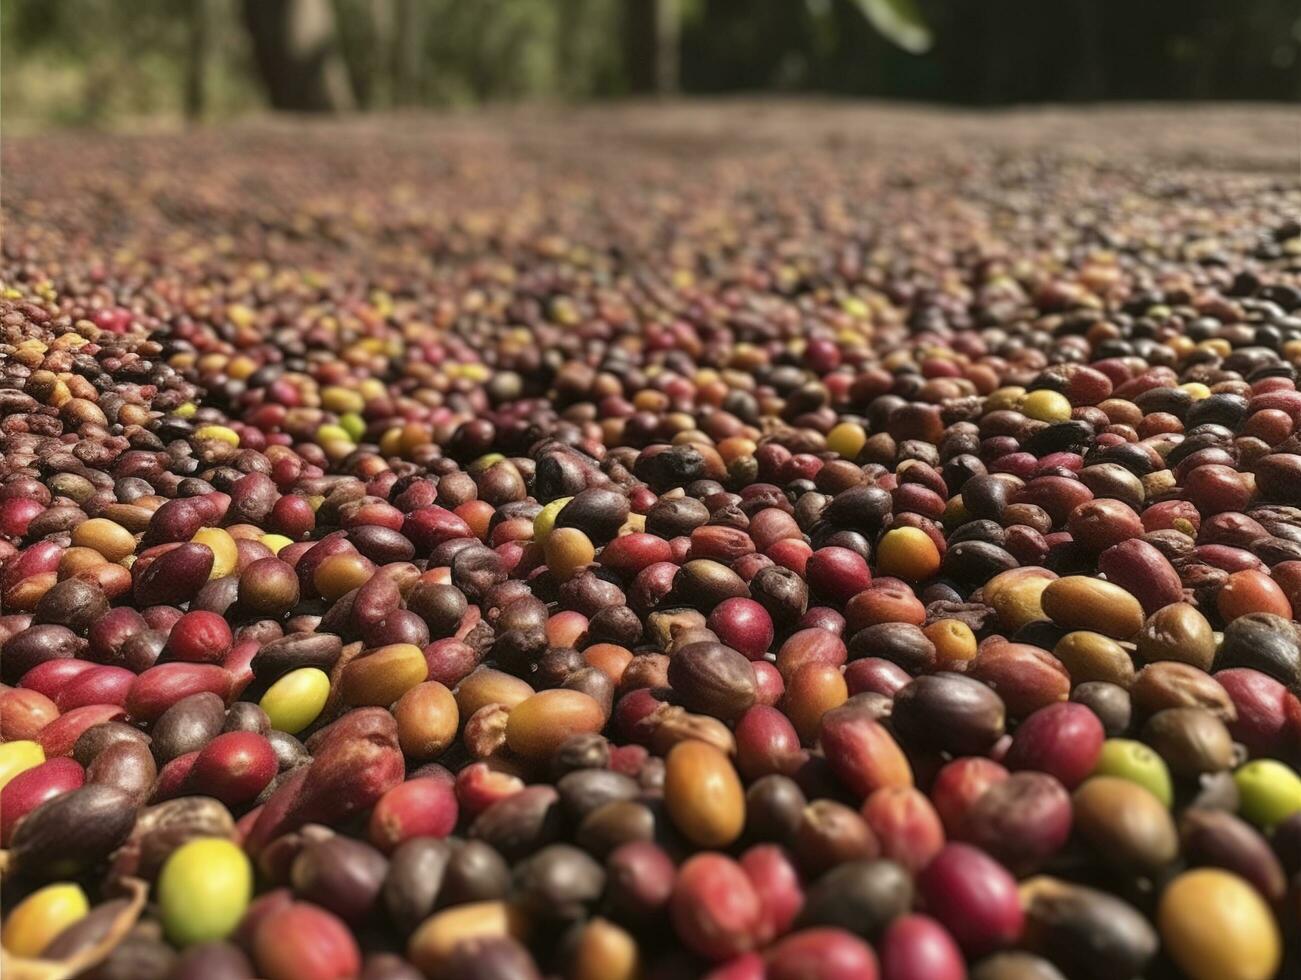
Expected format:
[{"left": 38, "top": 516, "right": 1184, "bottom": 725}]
[
  {"left": 545, "top": 527, "right": 595, "bottom": 580},
  {"left": 986, "top": 386, "right": 1025, "bottom": 412},
  {"left": 2, "top": 883, "right": 89, "bottom": 956},
  {"left": 194, "top": 424, "right": 240, "bottom": 446},
  {"left": 0, "top": 741, "right": 45, "bottom": 793},
  {"left": 260, "top": 668, "right": 331, "bottom": 734},
  {"left": 1022, "top": 389, "right": 1072, "bottom": 423},
  {"left": 341, "top": 644, "right": 428, "bottom": 707},
  {"left": 158, "top": 838, "right": 252, "bottom": 946},
  {"left": 533, "top": 497, "right": 573, "bottom": 546},
  {"left": 71, "top": 518, "right": 136, "bottom": 562},
  {"left": 380, "top": 427, "right": 404, "bottom": 457},
  {"left": 875, "top": 527, "right": 941, "bottom": 582},
  {"left": 260, "top": 533, "right": 293, "bottom": 555},
  {"left": 322, "top": 385, "right": 364, "bottom": 415},
  {"left": 1158, "top": 869, "right": 1280, "bottom": 980},
  {"left": 826, "top": 422, "right": 867, "bottom": 460},
  {"left": 924, "top": 618, "right": 977, "bottom": 664},
  {"left": 841, "top": 296, "right": 869, "bottom": 319},
  {"left": 469, "top": 453, "right": 505, "bottom": 474},
  {"left": 407, "top": 902, "right": 527, "bottom": 976},
  {"left": 192, "top": 527, "right": 238, "bottom": 579},
  {"left": 315, "top": 423, "right": 353, "bottom": 445}
]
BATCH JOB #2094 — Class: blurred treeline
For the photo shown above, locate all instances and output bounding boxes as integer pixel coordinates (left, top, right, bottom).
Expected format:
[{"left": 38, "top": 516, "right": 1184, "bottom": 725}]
[{"left": 3, "top": 0, "right": 1299, "bottom": 127}]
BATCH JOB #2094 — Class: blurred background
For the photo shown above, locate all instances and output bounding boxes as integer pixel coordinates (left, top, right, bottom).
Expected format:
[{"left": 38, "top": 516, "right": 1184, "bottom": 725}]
[{"left": 3, "top": 0, "right": 1300, "bottom": 129}]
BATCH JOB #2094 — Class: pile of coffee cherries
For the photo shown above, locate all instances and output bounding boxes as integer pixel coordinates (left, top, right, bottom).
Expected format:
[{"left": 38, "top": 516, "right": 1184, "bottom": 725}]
[{"left": 3, "top": 114, "right": 1301, "bottom": 980}]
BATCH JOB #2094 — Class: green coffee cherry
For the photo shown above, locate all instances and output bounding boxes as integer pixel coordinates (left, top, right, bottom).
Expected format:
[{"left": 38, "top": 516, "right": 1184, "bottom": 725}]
[
  {"left": 1092, "top": 738, "right": 1173, "bottom": 807},
  {"left": 1235, "top": 759, "right": 1301, "bottom": 828}
]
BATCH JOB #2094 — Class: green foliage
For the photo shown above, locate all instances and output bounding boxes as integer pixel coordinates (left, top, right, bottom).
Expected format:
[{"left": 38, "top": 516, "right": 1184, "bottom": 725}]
[
  {"left": 2, "top": 0, "right": 261, "bottom": 127},
  {"left": 329, "top": 0, "right": 625, "bottom": 107},
  {"left": 853, "top": 0, "right": 931, "bottom": 54},
  {"left": 417, "top": 0, "right": 622, "bottom": 104},
  {"left": 2, "top": 0, "right": 630, "bottom": 125}
]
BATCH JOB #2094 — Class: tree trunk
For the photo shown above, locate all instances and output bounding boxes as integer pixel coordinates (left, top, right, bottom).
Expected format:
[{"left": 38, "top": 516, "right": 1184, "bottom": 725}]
[
  {"left": 366, "top": 0, "right": 394, "bottom": 107},
  {"left": 242, "top": 0, "right": 355, "bottom": 112},
  {"left": 623, "top": 0, "right": 678, "bottom": 96},
  {"left": 336, "top": 0, "right": 392, "bottom": 109},
  {"left": 184, "top": 0, "right": 211, "bottom": 121},
  {"left": 555, "top": 0, "right": 583, "bottom": 99},
  {"left": 391, "top": 0, "right": 422, "bottom": 106}
]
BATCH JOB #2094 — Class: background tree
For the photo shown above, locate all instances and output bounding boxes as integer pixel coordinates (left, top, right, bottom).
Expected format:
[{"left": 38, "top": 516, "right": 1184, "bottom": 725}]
[
  {"left": 624, "top": 0, "right": 680, "bottom": 96},
  {"left": 241, "top": 0, "right": 355, "bottom": 111},
  {"left": 3, "top": 0, "right": 1300, "bottom": 128},
  {"left": 183, "top": 0, "right": 213, "bottom": 120},
  {"left": 391, "top": 0, "right": 423, "bottom": 106}
]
